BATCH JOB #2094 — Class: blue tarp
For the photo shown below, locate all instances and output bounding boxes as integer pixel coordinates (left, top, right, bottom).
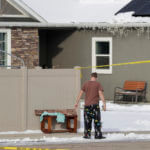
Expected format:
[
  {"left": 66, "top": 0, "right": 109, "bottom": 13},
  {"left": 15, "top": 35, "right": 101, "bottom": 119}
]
[{"left": 40, "top": 111, "right": 65, "bottom": 123}]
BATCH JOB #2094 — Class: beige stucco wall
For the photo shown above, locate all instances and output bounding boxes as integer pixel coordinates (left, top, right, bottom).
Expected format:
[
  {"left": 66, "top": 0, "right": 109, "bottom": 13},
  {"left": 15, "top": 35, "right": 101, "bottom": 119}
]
[
  {"left": 0, "top": 69, "right": 24, "bottom": 131},
  {"left": 52, "top": 29, "right": 150, "bottom": 101},
  {"left": 0, "top": 68, "right": 80, "bottom": 132}
]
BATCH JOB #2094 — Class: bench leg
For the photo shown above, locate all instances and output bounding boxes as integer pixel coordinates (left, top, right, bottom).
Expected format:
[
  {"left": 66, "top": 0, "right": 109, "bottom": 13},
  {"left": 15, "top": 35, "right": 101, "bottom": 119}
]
[
  {"left": 66, "top": 117, "right": 77, "bottom": 133},
  {"left": 47, "top": 116, "right": 52, "bottom": 133},
  {"left": 41, "top": 120, "right": 45, "bottom": 133},
  {"left": 41, "top": 116, "right": 52, "bottom": 133},
  {"left": 66, "top": 117, "right": 71, "bottom": 130},
  {"left": 73, "top": 116, "right": 77, "bottom": 133}
]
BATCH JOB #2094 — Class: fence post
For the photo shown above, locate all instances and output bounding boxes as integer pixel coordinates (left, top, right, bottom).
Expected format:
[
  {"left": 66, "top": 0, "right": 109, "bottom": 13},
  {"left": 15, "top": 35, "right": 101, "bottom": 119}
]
[
  {"left": 21, "top": 66, "right": 28, "bottom": 130},
  {"left": 74, "top": 66, "right": 81, "bottom": 95},
  {"left": 74, "top": 66, "right": 81, "bottom": 129}
]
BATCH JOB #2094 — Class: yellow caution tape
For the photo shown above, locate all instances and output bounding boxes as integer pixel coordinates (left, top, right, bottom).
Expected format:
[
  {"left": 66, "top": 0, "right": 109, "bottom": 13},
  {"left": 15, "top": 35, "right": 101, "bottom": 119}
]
[
  {"left": 74, "top": 60, "right": 150, "bottom": 78},
  {"left": 0, "top": 147, "right": 69, "bottom": 150},
  {"left": 75, "top": 60, "right": 150, "bottom": 70}
]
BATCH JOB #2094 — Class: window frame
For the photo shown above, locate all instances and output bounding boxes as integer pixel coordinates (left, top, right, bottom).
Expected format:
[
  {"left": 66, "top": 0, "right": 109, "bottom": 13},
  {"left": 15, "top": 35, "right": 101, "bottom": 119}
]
[
  {"left": 0, "top": 29, "right": 11, "bottom": 67},
  {"left": 92, "top": 37, "right": 112, "bottom": 74}
]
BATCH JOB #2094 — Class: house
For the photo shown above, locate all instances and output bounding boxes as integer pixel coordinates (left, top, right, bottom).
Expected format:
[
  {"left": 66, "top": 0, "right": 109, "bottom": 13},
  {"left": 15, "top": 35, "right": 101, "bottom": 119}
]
[{"left": 0, "top": 0, "right": 150, "bottom": 101}]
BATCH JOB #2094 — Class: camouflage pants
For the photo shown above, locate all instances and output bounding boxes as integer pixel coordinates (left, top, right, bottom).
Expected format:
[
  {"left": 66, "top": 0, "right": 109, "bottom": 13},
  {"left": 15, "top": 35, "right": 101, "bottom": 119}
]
[{"left": 84, "top": 103, "right": 102, "bottom": 137}]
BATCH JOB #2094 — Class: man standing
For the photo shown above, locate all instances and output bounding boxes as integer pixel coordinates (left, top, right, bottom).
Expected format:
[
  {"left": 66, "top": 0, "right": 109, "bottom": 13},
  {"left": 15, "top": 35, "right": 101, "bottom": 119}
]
[{"left": 75, "top": 72, "right": 106, "bottom": 139}]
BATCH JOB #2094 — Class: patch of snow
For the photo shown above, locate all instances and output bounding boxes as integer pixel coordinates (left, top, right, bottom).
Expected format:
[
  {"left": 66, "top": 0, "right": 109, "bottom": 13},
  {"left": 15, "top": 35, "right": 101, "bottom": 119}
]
[
  {"left": 136, "top": 120, "right": 150, "bottom": 127},
  {"left": 106, "top": 133, "right": 150, "bottom": 141},
  {"left": 1, "top": 133, "right": 150, "bottom": 145},
  {"left": 36, "top": 133, "right": 150, "bottom": 142},
  {"left": 80, "top": 101, "right": 150, "bottom": 132},
  {"left": 104, "top": 102, "right": 150, "bottom": 112},
  {"left": 80, "top": 101, "right": 150, "bottom": 112},
  {"left": 114, "top": 12, "right": 150, "bottom": 23},
  {"left": 80, "top": 0, "right": 131, "bottom": 4}
]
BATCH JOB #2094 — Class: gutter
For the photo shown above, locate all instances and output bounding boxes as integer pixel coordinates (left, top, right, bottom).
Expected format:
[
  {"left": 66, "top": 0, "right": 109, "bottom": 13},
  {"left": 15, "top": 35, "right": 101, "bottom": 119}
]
[{"left": 1, "top": 22, "right": 150, "bottom": 28}]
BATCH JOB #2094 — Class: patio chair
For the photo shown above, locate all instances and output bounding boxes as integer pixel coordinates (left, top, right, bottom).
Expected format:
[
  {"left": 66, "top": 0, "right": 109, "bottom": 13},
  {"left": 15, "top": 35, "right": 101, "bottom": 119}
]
[{"left": 114, "top": 81, "right": 147, "bottom": 103}]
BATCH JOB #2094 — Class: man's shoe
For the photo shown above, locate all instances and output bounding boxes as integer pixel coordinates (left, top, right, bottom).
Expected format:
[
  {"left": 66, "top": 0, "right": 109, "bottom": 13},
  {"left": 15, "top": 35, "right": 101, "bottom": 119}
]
[
  {"left": 95, "top": 136, "right": 106, "bottom": 139},
  {"left": 83, "top": 135, "right": 91, "bottom": 139}
]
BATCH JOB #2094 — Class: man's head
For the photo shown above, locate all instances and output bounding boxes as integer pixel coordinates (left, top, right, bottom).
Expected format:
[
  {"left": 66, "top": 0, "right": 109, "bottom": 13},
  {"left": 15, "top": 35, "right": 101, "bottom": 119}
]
[{"left": 91, "top": 72, "right": 97, "bottom": 81}]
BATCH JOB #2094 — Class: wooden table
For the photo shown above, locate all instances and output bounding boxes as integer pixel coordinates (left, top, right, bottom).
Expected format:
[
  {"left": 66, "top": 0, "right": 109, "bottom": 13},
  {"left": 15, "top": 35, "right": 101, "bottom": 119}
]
[{"left": 35, "top": 109, "right": 77, "bottom": 134}]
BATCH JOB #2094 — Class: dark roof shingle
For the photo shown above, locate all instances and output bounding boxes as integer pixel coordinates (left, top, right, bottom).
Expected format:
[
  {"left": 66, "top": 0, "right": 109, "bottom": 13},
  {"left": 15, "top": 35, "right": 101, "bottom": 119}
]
[{"left": 115, "top": 0, "right": 150, "bottom": 17}]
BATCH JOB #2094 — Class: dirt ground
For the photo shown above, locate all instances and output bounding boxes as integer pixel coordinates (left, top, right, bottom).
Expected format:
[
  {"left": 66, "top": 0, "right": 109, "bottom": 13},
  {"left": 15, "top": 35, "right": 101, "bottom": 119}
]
[{"left": 20, "top": 141, "right": 150, "bottom": 150}]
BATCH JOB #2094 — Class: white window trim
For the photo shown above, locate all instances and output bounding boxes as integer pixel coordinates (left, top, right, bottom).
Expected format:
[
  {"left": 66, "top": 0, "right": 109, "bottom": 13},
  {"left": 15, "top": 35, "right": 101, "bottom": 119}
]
[
  {"left": 92, "top": 37, "right": 112, "bottom": 74},
  {"left": 0, "top": 29, "right": 11, "bottom": 68}
]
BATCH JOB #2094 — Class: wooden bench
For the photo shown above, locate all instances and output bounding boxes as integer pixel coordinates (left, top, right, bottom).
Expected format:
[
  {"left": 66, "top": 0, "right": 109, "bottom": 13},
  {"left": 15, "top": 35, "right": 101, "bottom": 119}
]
[
  {"left": 114, "top": 81, "right": 147, "bottom": 103},
  {"left": 35, "top": 109, "right": 77, "bottom": 134}
]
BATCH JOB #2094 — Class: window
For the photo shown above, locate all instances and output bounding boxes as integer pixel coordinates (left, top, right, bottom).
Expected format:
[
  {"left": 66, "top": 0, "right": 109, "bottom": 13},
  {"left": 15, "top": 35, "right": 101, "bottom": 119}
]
[
  {"left": 0, "top": 29, "right": 11, "bottom": 67},
  {"left": 92, "top": 37, "right": 112, "bottom": 74}
]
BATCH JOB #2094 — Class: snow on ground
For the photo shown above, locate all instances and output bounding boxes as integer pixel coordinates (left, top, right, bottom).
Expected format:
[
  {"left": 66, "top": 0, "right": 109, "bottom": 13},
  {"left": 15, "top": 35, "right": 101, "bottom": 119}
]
[
  {"left": 1, "top": 133, "right": 150, "bottom": 146},
  {"left": 79, "top": 101, "right": 150, "bottom": 132},
  {"left": 105, "top": 102, "right": 150, "bottom": 112}
]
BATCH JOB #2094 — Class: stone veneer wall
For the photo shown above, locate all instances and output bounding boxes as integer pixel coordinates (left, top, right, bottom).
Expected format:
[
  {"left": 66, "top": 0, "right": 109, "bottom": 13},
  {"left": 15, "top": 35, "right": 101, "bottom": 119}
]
[{"left": 11, "top": 28, "right": 39, "bottom": 68}]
